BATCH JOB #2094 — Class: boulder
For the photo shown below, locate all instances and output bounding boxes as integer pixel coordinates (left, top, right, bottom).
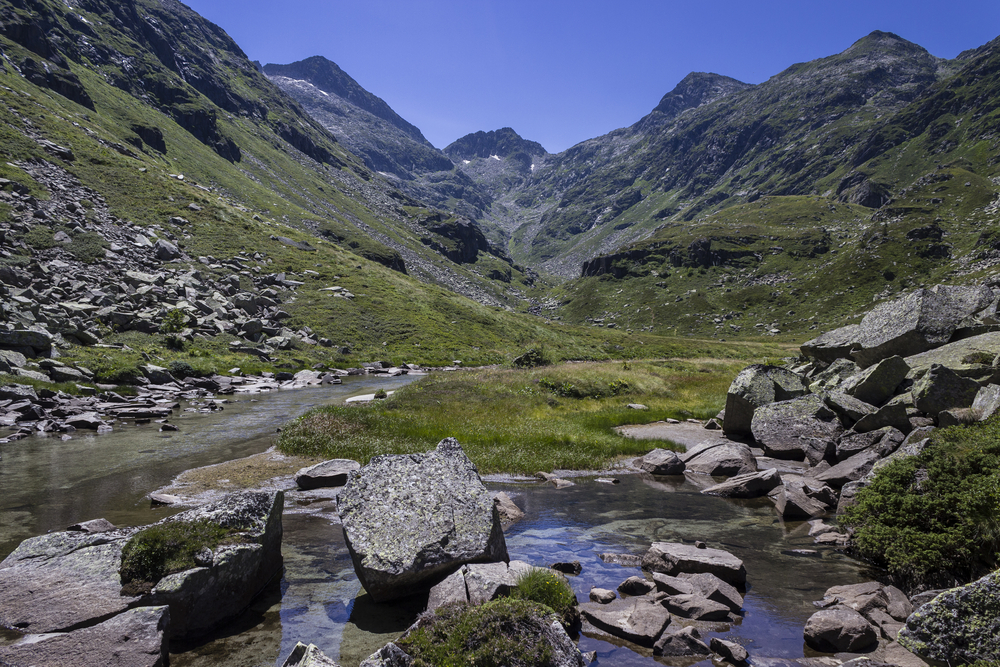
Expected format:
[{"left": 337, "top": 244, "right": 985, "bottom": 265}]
[
  {"left": 618, "top": 575, "right": 656, "bottom": 596},
  {"left": 804, "top": 608, "right": 878, "bottom": 652},
  {"left": 824, "top": 391, "right": 877, "bottom": 427},
  {"left": 426, "top": 568, "right": 469, "bottom": 612},
  {"left": 723, "top": 365, "right": 809, "bottom": 437},
  {"left": 835, "top": 427, "right": 903, "bottom": 461},
  {"left": 814, "top": 449, "right": 881, "bottom": 489},
  {"left": 701, "top": 468, "right": 781, "bottom": 498},
  {"left": 654, "top": 626, "right": 711, "bottom": 656},
  {"left": 898, "top": 569, "right": 1000, "bottom": 664},
  {"left": 841, "top": 356, "right": 910, "bottom": 406},
  {"left": 0, "top": 606, "right": 170, "bottom": 667},
  {"left": 683, "top": 441, "right": 758, "bottom": 477},
  {"left": 280, "top": 642, "right": 341, "bottom": 667},
  {"left": 0, "top": 328, "right": 52, "bottom": 352},
  {"left": 772, "top": 479, "right": 837, "bottom": 519},
  {"left": 678, "top": 572, "right": 744, "bottom": 613},
  {"left": 641, "top": 542, "right": 746, "bottom": 585},
  {"left": 710, "top": 637, "right": 749, "bottom": 664},
  {"left": 849, "top": 286, "right": 995, "bottom": 368},
  {"left": 581, "top": 596, "right": 672, "bottom": 648},
  {"left": 651, "top": 573, "right": 696, "bottom": 596},
  {"left": 294, "top": 459, "right": 360, "bottom": 490},
  {"left": 853, "top": 403, "right": 911, "bottom": 434},
  {"left": 801, "top": 324, "right": 864, "bottom": 364},
  {"left": 904, "top": 331, "right": 1000, "bottom": 385},
  {"left": 337, "top": 438, "right": 508, "bottom": 602},
  {"left": 637, "top": 448, "right": 685, "bottom": 475},
  {"left": 494, "top": 492, "right": 525, "bottom": 524},
  {"left": 663, "top": 593, "right": 731, "bottom": 621},
  {"left": 464, "top": 561, "right": 532, "bottom": 606},
  {"left": 750, "top": 395, "right": 842, "bottom": 463},
  {"left": 589, "top": 587, "right": 617, "bottom": 604},
  {"left": 912, "top": 363, "right": 981, "bottom": 416},
  {"left": 973, "top": 384, "right": 1000, "bottom": 421},
  {"left": 154, "top": 239, "right": 182, "bottom": 261},
  {"left": 809, "top": 358, "right": 861, "bottom": 393},
  {"left": 0, "top": 491, "right": 283, "bottom": 639}
]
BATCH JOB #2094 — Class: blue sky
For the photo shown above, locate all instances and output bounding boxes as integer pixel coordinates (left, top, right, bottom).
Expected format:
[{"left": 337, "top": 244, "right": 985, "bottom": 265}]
[{"left": 184, "top": 0, "right": 1000, "bottom": 153}]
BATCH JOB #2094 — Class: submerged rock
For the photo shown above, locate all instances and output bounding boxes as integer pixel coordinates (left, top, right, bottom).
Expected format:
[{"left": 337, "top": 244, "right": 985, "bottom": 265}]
[{"left": 338, "top": 438, "right": 508, "bottom": 602}]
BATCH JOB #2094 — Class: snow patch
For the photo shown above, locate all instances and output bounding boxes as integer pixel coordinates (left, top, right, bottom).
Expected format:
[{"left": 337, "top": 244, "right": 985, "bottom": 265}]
[
  {"left": 463, "top": 160, "right": 471, "bottom": 165},
  {"left": 531, "top": 163, "right": 536, "bottom": 171},
  {"left": 490, "top": 154, "right": 501, "bottom": 161}
]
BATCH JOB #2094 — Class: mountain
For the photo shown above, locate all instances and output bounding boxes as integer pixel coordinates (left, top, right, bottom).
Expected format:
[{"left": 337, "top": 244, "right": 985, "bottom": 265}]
[
  {"left": 0, "top": 0, "right": 591, "bottom": 371},
  {"left": 444, "top": 128, "right": 548, "bottom": 161}
]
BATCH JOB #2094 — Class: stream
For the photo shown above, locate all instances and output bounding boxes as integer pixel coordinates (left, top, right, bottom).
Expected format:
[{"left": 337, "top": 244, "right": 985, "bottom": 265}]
[{"left": 0, "top": 375, "right": 869, "bottom": 666}]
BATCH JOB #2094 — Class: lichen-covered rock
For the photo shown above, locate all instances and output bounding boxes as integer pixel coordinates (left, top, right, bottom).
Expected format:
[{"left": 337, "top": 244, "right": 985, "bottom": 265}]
[
  {"left": 904, "top": 331, "right": 1000, "bottom": 385},
  {"left": 641, "top": 542, "right": 747, "bottom": 585},
  {"left": 801, "top": 324, "right": 863, "bottom": 364},
  {"left": 973, "top": 384, "right": 1000, "bottom": 421},
  {"left": 823, "top": 391, "right": 877, "bottom": 427},
  {"left": 0, "top": 606, "right": 170, "bottom": 667},
  {"left": 0, "top": 490, "right": 283, "bottom": 639},
  {"left": 809, "top": 358, "right": 862, "bottom": 393},
  {"left": 814, "top": 449, "right": 881, "bottom": 489},
  {"left": 750, "top": 395, "right": 843, "bottom": 463},
  {"left": 841, "top": 356, "right": 910, "bottom": 407},
  {"left": 912, "top": 363, "right": 981, "bottom": 416},
  {"left": 848, "top": 286, "right": 995, "bottom": 368},
  {"left": 338, "top": 438, "right": 508, "bottom": 602},
  {"left": 898, "top": 569, "right": 1000, "bottom": 664},
  {"left": 853, "top": 402, "right": 911, "bottom": 434},
  {"left": 722, "top": 365, "right": 808, "bottom": 437},
  {"left": 804, "top": 608, "right": 878, "bottom": 652},
  {"left": 281, "top": 642, "right": 342, "bottom": 667}
]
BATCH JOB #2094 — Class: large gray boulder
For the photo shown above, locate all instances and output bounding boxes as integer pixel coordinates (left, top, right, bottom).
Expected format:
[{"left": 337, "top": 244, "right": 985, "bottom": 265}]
[
  {"left": 683, "top": 441, "right": 758, "bottom": 477},
  {"left": 801, "top": 324, "right": 864, "bottom": 364},
  {"left": 841, "top": 356, "right": 910, "bottom": 406},
  {"left": 642, "top": 542, "right": 746, "bottom": 585},
  {"left": 338, "top": 438, "right": 508, "bottom": 602},
  {"left": 905, "top": 331, "right": 1000, "bottom": 385},
  {"left": 750, "top": 395, "right": 842, "bottom": 463},
  {"left": 426, "top": 560, "right": 533, "bottom": 611},
  {"left": 849, "top": 286, "right": 994, "bottom": 368},
  {"left": 771, "top": 479, "right": 837, "bottom": 519},
  {"left": 809, "top": 358, "right": 861, "bottom": 393},
  {"left": 804, "top": 608, "right": 878, "bottom": 652},
  {"left": 0, "top": 328, "right": 53, "bottom": 353},
  {"left": 814, "top": 449, "right": 881, "bottom": 489},
  {"left": 637, "top": 448, "right": 686, "bottom": 475},
  {"left": 0, "top": 606, "right": 170, "bottom": 667},
  {"left": 654, "top": 626, "right": 711, "bottom": 656},
  {"left": 898, "top": 570, "right": 1000, "bottom": 664},
  {"left": 0, "top": 491, "right": 283, "bottom": 639},
  {"left": 723, "top": 365, "right": 808, "bottom": 437},
  {"left": 912, "top": 363, "right": 981, "bottom": 416}
]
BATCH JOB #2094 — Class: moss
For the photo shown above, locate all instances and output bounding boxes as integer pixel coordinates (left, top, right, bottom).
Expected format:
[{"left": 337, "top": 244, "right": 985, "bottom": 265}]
[
  {"left": 398, "top": 598, "right": 561, "bottom": 667},
  {"left": 119, "top": 519, "right": 236, "bottom": 596}
]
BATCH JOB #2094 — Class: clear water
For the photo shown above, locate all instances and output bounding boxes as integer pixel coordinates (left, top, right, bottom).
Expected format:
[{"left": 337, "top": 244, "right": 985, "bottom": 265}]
[{"left": 0, "top": 377, "right": 869, "bottom": 666}]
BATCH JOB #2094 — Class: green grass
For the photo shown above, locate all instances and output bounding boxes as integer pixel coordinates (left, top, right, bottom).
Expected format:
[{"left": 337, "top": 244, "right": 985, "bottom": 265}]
[
  {"left": 277, "top": 359, "right": 744, "bottom": 474},
  {"left": 397, "top": 598, "right": 564, "bottom": 667},
  {"left": 841, "top": 415, "right": 1000, "bottom": 589},
  {"left": 119, "top": 519, "right": 235, "bottom": 595},
  {"left": 511, "top": 568, "right": 579, "bottom": 630}
]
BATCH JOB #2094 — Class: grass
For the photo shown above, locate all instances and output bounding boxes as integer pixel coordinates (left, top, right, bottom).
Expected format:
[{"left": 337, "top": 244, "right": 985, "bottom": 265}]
[
  {"left": 119, "top": 519, "right": 236, "bottom": 596},
  {"left": 397, "top": 598, "right": 564, "bottom": 667},
  {"left": 841, "top": 414, "right": 1000, "bottom": 590},
  {"left": 277, "top": 359, "right": 744, "bottom": 474},
  {"left": 510, "top": 568, "right": 579, "bottom": 630}
]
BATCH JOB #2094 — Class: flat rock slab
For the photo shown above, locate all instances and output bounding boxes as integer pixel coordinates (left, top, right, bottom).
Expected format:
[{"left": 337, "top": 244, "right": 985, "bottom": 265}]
[
  {"left": 581, "top": 596, "right": 672, "bottom": 648},
  {"left": 664, "top": 593, "right": 731, "bottom": 621},
  {"left": 0, "top": 606, "right": 170, "bottom": 667},
  {"left": 617, "top": 421, "right": 729, "bottom": 449},
  {"left": 904, "top": 331, "right": 1000, "bottom": 385},
  {"left": 702, "top": 468, "right": 781, "bottom": 499},
  {"left": 338, "top": 438, "right": 508, "bottom": 602},
  {"left": 642, "top": 542, "right": 747, "bottom": 585},
  {"left": 294, "top": 458, "right": 360, "bottom": 490}
]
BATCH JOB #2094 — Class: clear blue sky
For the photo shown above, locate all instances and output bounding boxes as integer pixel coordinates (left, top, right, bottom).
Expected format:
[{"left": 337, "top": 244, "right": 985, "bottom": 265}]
[{"left": 183, "top": 0, "right": 1000, "bottom": 153}]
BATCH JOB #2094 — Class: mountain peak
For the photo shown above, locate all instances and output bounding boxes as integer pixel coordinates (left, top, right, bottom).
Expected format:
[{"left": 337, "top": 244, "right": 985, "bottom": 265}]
[
  {"left": 651, "top": 72, "right": 752, "bottom": 119},
  {"left": 263, "top": 56, "right": 429, "bottom": 145},
  {"left": 444, "top": 128, "right": 548, "bottom": 161}
]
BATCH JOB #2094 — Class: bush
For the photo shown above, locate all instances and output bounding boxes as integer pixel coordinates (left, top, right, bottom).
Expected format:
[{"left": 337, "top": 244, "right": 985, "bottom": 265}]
[
  {"left": 167, "top": 359, "right": 195, "bottom": 378},
  {"left": 510, "top": 567, "right": 579, "bottom": 630},
  {"left": 119, "top": 520, "right": 234, "bottom": 596},
  {"left": 513, "top": 348, "right": 548, "bottom": 368},
  {"left": 373, "top": 388, "right": 388, "bottom": 399},
  {"left": 398, "top": 598, "right": 562, "bottom": 667},
  {"left": 841, "top": 417, "right": 1000, "bottom": 589},
  {"left": 160, "top": 309, "right": 189, "bottom": 334},
  {"left": 65, "top": 230, "right": 108, "bottom": 263}
]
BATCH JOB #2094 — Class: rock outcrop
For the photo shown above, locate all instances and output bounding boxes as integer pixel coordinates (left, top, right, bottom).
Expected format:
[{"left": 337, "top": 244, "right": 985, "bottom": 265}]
[
  {"left": 338, "top": 438, "right": 508, "bottom": 602},
  {"left": 723, "top": 365, "right": 808, "bottom": 437}
]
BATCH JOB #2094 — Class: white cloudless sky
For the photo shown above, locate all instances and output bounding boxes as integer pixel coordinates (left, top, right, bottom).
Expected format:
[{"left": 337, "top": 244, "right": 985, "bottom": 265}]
[{"left": 182, "top": 0, "right": 1000, "bottom": 153}]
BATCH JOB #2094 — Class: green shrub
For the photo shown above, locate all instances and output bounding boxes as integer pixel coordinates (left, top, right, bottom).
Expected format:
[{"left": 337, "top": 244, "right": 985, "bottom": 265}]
[
  {"left": 513, "top": 348, "right": 549, "bottom": 368},
  {"left": 167, "top": 359, "right": 195, "bottom": 378},
  {"left": 373, "top": 388, "right": 388, "bottom": 399},
  {"left": 398, "top": 598, "right": 561, "bottom": 667},
  {"left": 65, "top": 230, "right": 108, "bottom": 263},
  {"left": 511, "top": 567, "right": 579, "bottom": 630},
  {"left": 842, "top": 417, "right": 1000, "bottom": 589},
  {"left": 21, "top": 225, "right": 55, "bottom": 250},
  {"left": 160, "top": 309, "right": 189, "bottom": 334},
  {"left": 119, "top": 520, "right": 234, "bottom": 596}
]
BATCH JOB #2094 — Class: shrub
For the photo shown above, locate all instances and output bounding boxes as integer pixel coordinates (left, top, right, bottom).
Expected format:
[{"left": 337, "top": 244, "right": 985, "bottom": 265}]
[
  {"left": 841, "top": 417, "right": 1000, "bottom": 589},
  {"left": 160, "top": 309, "right": 189, "bottom": 334},
  {"left": 65, "top": 230, "right": 108, "bottom": 263},
  {"left": 513, "top": 348, "right": 548, "bottom": 368},
  {"left": 167, "top": 359, "right": 195, "bottom": 378},
  {"left": 119, "top": 520, "right": 234, "bottom": 596},
  {"left": 398, "top": 598, "right": 561, "bottom": 667},
  {"left": 510, "top": 567, "right": 579, "bottom": 630},
  {"left": 373, "top": 388, "right": 388, "bottom": 399}
]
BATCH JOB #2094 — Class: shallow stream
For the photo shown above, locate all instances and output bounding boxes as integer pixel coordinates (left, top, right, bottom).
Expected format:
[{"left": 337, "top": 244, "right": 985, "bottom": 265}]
[{"left": 0, "top": 376, "right": 869, "bottom": 666}]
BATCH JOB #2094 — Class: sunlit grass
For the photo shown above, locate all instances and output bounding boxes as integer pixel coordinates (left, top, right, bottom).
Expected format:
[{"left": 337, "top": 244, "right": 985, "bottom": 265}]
[{"left": 277, "top": 359, "right": 743, "bottom": 474}]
